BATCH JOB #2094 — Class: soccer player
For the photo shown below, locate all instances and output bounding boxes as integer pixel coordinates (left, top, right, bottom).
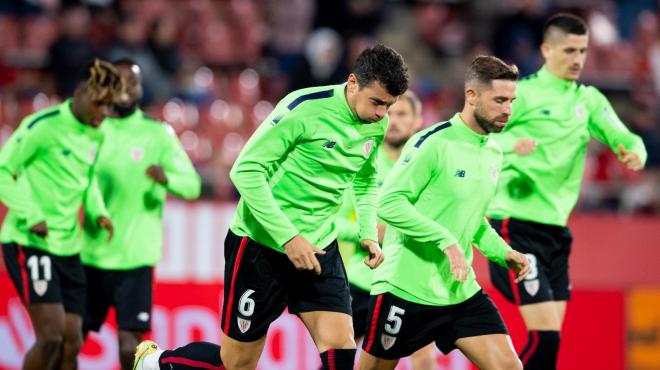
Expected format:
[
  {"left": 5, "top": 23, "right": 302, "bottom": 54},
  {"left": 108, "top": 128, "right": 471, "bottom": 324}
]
[
  {"left": 133, "top": 44, "right": 408, "bottom": 370},
  {"left": 357, "top": 55, "right": 531, "bottom": 370},
  {"left": 487, "top": 14, "right": 647, "bottom": 370},
  {"left": 0, "top": 59, "right": 123, "bottom": 370},
  {"left": 79, "top": 59, "right": 201, "bottom": 370},
  {"left": 336, "top": 91, "right": 436, "bottom": 369}
]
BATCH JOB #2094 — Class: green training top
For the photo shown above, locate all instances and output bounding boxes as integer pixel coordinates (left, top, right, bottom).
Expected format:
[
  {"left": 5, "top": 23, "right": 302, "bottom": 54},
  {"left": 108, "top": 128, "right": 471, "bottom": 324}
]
[
  {"left": 79, "top": 109, "right": 201, "bottom": 270},
  {"left": 488, "top": 66, "right": 647, "bottom": 226},
  {"left": 335, "top": 145, "right": 394, "bottom": 291},
  {"left": 373, "top": 113, "right": 513, "bottom": 306},
  {"left": 230, "top": 83, "right": 388, "bottom": 252},
  {"left": 0, "top": 100, "right": 107, "bottom": 256}
]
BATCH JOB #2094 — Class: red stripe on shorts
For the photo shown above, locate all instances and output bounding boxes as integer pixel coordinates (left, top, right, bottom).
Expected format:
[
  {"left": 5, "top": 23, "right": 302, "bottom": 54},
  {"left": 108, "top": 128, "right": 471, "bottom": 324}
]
[
  {"left": 364, "top": 294, "right": 384, "bottom": 352},
  {"left": 222, "top": 237, "right": 248, "bottom": 334},
  {"left": 17, "top": 245, "right": 29, "bottom": 305}
]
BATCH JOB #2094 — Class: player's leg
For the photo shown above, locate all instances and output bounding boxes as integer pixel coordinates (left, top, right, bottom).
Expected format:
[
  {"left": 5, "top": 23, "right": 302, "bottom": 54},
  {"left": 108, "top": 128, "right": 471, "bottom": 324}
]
[
  {"left": 25, "top": 304, "right": 66, "bottom": 370},
  {"left": 456, "top": 334, "right": 522, "bottom": 370},
  {"left": 115, "top": 267, "right": 153, "bottom": 370},
  {"left": 436, "top": 290, "right": 515, "bottom": 369},
  {"left": 3, "top": 244, "right": 67, "bottom": 370},
  {"left": 58, "top": 253, "right": 88, "bottom": 370},
  {"left": 489, "top": 218, "right": 562, "bottom": 369},
  {"left": 357, "top": 293, "right": 436, "bottom": 370},
  {"left": 290, "top": 241, "right": 357, "bottom": 369},
  {"left": 410, "top": 343, "right": 436, "bottom": 370},
  {"left": 350, "top": 283, "right": 372, "bottom": 343},
  {"left": 59, "top": 313, "right": 84, "bottom": 370},
  {"left": 134, "top": 231, "right": 287, "bottom": 370}
]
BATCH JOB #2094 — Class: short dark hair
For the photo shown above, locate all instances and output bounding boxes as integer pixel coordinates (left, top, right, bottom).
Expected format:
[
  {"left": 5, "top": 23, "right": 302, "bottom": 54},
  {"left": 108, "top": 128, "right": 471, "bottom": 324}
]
[
  {"left": 543, "top": 13, "right": 588, "bottom": 41},
  {"left": 352, "top": 44, "right": 409, "bottom": 97},
  {"left": 465, "top": 55, "right": 519, "bottom": 86}
]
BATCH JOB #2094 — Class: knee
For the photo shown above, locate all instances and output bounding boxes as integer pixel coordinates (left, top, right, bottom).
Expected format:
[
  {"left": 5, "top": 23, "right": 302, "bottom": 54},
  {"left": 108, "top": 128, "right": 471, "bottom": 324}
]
[
  {"left": 62, "top": 334, "right": 83, "bottom": 355},
  {"left": 492, "top": 355, "right": 523, "bottom": 370},
  {"left": 319, "top": 331, "right": 356, "bottom": 352},
  {"left": 220, "top": 347, "right": 258, "bottom": 370},
  {"left": 35, "top": 334, "right": 64, "bottom": 357}
]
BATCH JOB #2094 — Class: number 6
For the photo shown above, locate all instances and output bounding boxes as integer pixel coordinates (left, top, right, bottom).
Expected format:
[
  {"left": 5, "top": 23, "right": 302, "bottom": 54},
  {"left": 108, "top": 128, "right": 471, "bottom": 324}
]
[{"left": 238, "top": 289, "right": 256, "bottom": 317}]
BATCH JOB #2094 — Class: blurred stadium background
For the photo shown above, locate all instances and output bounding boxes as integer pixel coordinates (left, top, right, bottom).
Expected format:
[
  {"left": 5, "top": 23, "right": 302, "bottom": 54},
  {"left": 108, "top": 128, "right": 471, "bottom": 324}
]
[{"left": 0, "top": 0, "right": 658, "bottom": 369}]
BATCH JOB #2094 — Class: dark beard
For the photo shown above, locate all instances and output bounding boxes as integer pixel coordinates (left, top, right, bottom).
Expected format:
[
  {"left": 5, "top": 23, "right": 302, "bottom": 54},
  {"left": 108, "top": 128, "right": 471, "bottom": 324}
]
[
  {"left": 474, "top": 109, "right": 501, "bottom": 134},
  {"left": 113, "top": 102, "right": 139, "bottom": 118},
  {"left": 385, "top": 137, "right": 408, "bottom": 149}
]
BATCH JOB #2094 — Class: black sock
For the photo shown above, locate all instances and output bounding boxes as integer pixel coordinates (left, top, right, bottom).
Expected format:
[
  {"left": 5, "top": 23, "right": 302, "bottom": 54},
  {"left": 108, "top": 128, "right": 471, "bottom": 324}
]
[
  {"left": 520, "top": 330, "right": 560, "bottom": 370},
  {"left": 159, "top": 342, "right": 223, "bottom": 370},
  {"left": 320, "top": 348, "right": 356, "bottom": 370}
]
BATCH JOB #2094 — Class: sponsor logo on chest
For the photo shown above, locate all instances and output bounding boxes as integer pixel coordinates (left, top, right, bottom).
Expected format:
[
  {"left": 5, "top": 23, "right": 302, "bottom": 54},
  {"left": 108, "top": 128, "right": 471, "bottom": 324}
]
[{"left": 131, "top": 147, "right": 145, "bottom": 162}]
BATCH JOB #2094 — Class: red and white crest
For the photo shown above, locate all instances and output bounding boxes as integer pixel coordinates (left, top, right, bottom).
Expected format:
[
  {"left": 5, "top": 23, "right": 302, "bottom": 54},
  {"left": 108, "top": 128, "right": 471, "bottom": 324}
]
[
  {"left": 237, "top": 317, "right": 251, "bottom": 333},
  {"left": 33, "top": 280, "right": 48, "bottom": 296},
  {"left": 381, "top": 334, "right": 396, "bottom": 350},
  {"left": 131, "top": 147, "right": 145, "bottom": 162},
  {"left": 364, "top": 139, "right": 374, "bottom": 157},
  {"left": 491, "top": 166, "right": 499, "bottom": 185},
  {"left": 524, "top": 280, "right": 539, "bottom": 296},
  {"left": 89, "top": 147, "right": 97, "bottom": 162}
]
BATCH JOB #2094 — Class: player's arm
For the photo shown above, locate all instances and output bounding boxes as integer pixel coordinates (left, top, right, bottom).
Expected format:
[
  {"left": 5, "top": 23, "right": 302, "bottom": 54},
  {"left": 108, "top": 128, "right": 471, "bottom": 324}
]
[
  {"left": 148, "top": 125, "right": 201, "bottom": 200},
  {"left": 587, "top": 87, "right": 647, "bottom": 171},
  {"left": 378, "top": 140, "right": 458, "bottom": 250},
  {"left": 473, "top": 218, "right": 530, "bottom": 282},
  {"left": 82, "top": 160, "right": 113, "bottom": 241},
  {"left": 229, "top": 110, "right": 305, "bottom": 250},
  {"left": 0, "top": 123, "right": 48, "bottom": 233},
  {"left": 354, "top": 141, "right": 385, "bottom": 268},
  {"left": 335, "top": 189, "right": 360, "bottom": 243}
]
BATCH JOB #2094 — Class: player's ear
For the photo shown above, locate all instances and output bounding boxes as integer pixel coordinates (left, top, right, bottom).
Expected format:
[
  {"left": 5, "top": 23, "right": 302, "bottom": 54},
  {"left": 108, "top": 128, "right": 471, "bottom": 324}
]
[
  {"left": 347, "top": 73, "right": 358, "bottom": 94},
  {"left": 465, "top": 85, "right": 477, "bottom": 107},
  {"left": 540, "top": 42, "right": 551, "bottom": 59}
]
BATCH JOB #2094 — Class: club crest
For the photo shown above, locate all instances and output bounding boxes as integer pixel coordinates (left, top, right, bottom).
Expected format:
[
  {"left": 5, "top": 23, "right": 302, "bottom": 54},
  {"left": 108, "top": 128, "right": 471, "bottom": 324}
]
[
  {"left": 381, "top": 334, "right": 396, "bottom": 350},
  {"left": 237, "top": 317, "right": 251, "bottom": 333},
  {"left": 131, "top": 147, "right": 145, "bottom": 162},
  {"left": 524, "top": 279, "right": 539, "bottom": 296},
  {"left": 364, "top": 139, "right": 374, "bottom": 157},
  {"left": 33, "top": 280, "right": 48, "bottom": 296}
]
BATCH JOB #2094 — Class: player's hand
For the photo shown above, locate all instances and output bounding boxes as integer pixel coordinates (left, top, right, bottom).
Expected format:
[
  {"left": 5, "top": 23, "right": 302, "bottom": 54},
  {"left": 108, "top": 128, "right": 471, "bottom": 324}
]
[
  {"left": 505, "top": 250, "right": 530, "bottom": 283},
  {"left": 513, "top": 138, "right": 537, "bottom": 156},
  {"left": 361, "top": 239, "right": 384, "bottom": 269},
  {"left": 96, "top": 216, "right": 114, "bottom": 241},
  {"left": 146, "top": 165, "right": 169, "bottom": 185},
  {"left": 443, "top": 244, "right": 468, "bottom": 282},
  {"left": 377, "top": 223, "right": 387, "bottom": 245},
  {"left": 284, "top": 235, "right": 326, "bottom": 275},
  {"left": 617, "top": 144, "right": 643, "bottom": 171},
  {"left": 28, "top": 221, "right": 48, "bottom": 238}
]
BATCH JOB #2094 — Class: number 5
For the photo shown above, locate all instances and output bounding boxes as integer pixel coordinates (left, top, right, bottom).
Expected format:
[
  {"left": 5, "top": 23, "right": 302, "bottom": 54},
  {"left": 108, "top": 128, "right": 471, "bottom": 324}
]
[{"left": 384, "top": 305, "right": 405, "bottom": 335}]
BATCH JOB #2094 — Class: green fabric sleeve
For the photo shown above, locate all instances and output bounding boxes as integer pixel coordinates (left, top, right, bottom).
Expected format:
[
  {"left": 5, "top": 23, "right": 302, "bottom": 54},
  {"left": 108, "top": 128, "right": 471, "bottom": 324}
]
[
  {"left": 378, "top": 140, "right": 459, "bottom": 251},
  {"left": 354, "top": 143, "right": 380, "bottom": 242},
  {"left": 229, "top": 113, "right": 305, "bottom": 247},
  {"left": 586, "top": 87, "right": 647, "bottom": 166},
  {"left": 472, "top": 218, "right": 512, "bottom": 268},
  {"left": 161, "top": 126, "right": 201, "bottom": 199},
  {"left": 0, "top": 124, "right": 47, "bottom": 227}
]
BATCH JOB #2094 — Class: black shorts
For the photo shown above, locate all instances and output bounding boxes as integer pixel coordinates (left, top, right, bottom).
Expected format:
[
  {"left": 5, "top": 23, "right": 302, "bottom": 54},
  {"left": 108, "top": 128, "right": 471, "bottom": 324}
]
[
  {"left": 350, "top": 283, "right": 371, "bottom": 339},
  {"left": 489, "top": 218, "right": 572, "bottom": 305},
  {"left": 2, "top": 243, "right": 86, "bottom": 316},
  {"left": 362, "top": 290, "right": 508, "bottom": 358},
  {"left": 221, "top": 230, "right": 351, "bottom": 342},
  {"left": 83, "top": 265, "right": 153, "bottom": 333}
]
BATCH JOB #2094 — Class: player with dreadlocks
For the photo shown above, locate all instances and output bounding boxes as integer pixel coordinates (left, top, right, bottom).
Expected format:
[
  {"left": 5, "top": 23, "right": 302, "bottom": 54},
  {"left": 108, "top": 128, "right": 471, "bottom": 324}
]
[{"left": 0, "top": 58, "right": 124, "bottom": 370}]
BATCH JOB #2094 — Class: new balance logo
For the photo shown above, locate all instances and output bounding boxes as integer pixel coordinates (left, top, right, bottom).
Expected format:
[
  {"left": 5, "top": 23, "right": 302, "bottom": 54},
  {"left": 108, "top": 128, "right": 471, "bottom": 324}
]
[
  {"left": 455, "top": 169, "right": 466, "bottom": 178},
  {"left": 322, "top": 141, "right": 336, "bottom": 149},
  {"left": 541, "top": 109, "right": 551, "bottom": 116},
  {"left": 62, "top": 149, "right": 71, "bottom": 156}
]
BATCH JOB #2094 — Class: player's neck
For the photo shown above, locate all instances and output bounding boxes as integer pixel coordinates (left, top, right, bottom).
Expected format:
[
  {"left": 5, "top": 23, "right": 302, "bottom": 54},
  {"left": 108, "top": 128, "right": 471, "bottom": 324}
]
[
  {"left": 70, "top": 99, "right": 91, "bottom": 127},
  {"left": 383, "top": 142, "right": 403, "bottom": 162},
  {"left": 459, "top": 110, "right": 487, "bottom": 136}
]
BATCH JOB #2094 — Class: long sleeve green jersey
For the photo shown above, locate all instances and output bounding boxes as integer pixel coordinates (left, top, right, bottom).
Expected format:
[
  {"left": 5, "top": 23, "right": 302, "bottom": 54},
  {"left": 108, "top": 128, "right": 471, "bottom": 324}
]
[
  {"left": 79, "top": 110, "right": 201, "bottom": 270},
  {"left": 373, "top": 113, "right": 513, "bottom": 306},
  {"left": 0, "top": 100, "right": 106, "bottom": 256},
  {"left": 229, "top": 83, "right": 388, "bottom": 252},
  {"left": 335, "top": 145, "right": 395, "bottom": 291},
  {"left": 488, "top": 66, "right": 648, "bottom": 226}
]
